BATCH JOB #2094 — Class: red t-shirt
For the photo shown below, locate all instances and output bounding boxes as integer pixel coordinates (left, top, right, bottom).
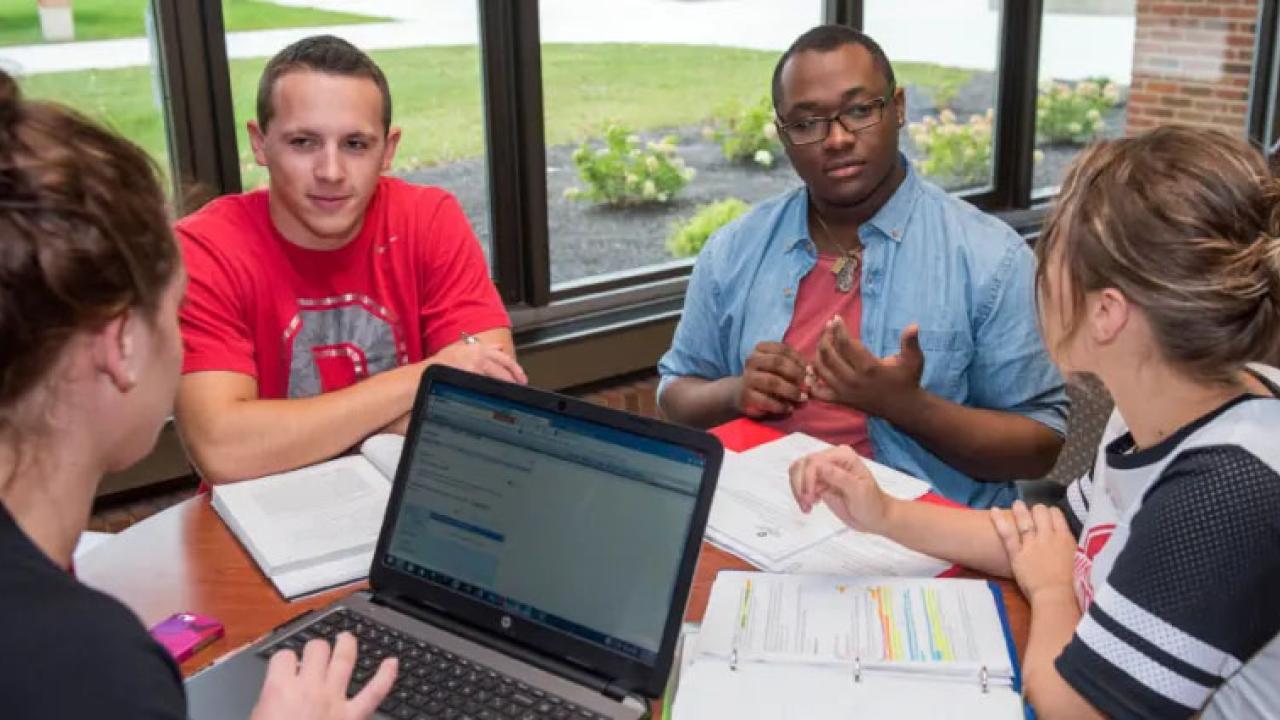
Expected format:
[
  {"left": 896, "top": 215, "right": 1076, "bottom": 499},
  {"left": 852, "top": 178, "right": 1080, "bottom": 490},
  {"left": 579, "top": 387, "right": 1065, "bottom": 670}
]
[
  {"left": 177, "top": 177, "right": 510, "bottom": 399},
  {"left": 761, "top": 254, "right": 873, "bottom": 458}
]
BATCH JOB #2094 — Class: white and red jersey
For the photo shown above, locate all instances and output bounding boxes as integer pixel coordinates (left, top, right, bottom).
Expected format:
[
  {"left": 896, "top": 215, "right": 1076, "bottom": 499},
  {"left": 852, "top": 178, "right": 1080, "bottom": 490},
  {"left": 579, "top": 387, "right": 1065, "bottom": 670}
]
[{"left": 1054, "top": 365, "right": 1280, "bottom": 719}]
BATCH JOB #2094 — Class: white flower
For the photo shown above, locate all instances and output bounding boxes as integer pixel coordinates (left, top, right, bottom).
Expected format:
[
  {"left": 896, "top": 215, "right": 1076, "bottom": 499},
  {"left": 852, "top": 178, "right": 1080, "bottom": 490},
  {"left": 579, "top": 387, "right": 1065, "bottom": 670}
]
[
  {"left": 762, "top": 123, "right": 779, "bottom": 141},
  {"left": 627, "top": 134, "right": 641, "bottom": 145},
  {"left": 1077, "top": 81, "right": 1100, "bottom": 97},
  {"left": 626, "top": 173, "right": 639, "bottom": 186},
  {"left": 1103, "top": 84, "right": 1120, "bottom": 102},
  {"left": 940, "top": 109, "right": 957, "bottom": 124},
  {"left": 642, "top": 180, "right": 657, "bottom": 198},
  {"left": 1067, "top": 122, "right": 1083, "bottom": 135},
  {"left": 753, "top": 149, "right": 774, "bottom": 167},
  {"left": 1033, "top": 149, "right": 1045, "bottom": 165},
  {"left": 683, "top": 168, "right": 697, "bottom": 181},
  {"left": 657, "top": 192, "right": 670, "bottom": 202},
  {"left": 629, "top": 148, "right": 642, "bottom": 158},
  {"left": 564, "top": 187, "right": 581, "bottom": 199},
  {"left": 646, "top": 156, "right": 660, "bottom": 172},
  {"left": 1086, "top": 109, "right": 1102, "bottom": 122}
]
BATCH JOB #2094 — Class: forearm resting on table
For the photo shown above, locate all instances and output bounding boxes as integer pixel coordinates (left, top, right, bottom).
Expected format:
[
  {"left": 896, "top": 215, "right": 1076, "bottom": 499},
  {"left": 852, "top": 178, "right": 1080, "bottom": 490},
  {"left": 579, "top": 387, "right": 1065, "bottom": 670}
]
[
  {"left": 878, "top": 497, "right": 1013, "bottom": 578},
  {"left": 886, "top": 389, "right": 1062, "bottom": 481},
  {"left": 1021, "top": 589, "right": 1100, "bottom": 719},
  {"left": 658, "top": 376, "right": 742, "bottom": 427},
  {"left": 177, "top": 365, "right": 423, "bottom": 484}
]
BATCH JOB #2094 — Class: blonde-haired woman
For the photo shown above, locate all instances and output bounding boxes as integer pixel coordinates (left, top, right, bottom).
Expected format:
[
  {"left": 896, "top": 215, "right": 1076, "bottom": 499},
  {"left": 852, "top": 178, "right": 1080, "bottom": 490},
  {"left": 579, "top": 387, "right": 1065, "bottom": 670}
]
[{"left": 790, "top": 125, "right": 1280, "bottom": 719}]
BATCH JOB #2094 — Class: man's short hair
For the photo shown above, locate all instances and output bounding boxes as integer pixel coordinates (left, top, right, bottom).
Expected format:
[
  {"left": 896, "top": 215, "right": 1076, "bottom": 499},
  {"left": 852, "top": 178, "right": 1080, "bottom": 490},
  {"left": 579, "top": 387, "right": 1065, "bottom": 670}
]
[
  {"left": 256, "top": 35, "right": 392, "bottom": 133},
  {"left": 771, "top": 25, "right": 897, "bottom": 112}
]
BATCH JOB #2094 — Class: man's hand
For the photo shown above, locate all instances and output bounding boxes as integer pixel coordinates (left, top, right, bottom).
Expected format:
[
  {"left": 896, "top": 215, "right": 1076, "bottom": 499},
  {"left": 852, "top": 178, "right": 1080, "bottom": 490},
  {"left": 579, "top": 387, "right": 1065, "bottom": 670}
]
[
  {"left": 736, "top": 341, "right": 809, "bottom": 418},
  {"left": 811, "top": 317, "right": 924, "bottom": 419},
  {"left": 429, "top": 338, "right": 527, "bottom": 385},
  {"left": 991, "top": 501, "right": 1078, "bottom": 605},
  {"left": 250, "top": 632, "right": 397, "bottom": 720}
]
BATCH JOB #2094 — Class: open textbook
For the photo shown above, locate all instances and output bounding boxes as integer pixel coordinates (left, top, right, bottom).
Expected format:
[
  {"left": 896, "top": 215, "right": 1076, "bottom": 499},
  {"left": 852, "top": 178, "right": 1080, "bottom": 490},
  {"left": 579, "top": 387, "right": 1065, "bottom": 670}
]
[
  {"left": 706, "top": 433, "right": 953, "bottom": 577},
  {"left": 211, "top": 434, "right": 404, "bottom": 600},
  {"left": 673, "top": 572, "right": 1024, "bottom": 719}
]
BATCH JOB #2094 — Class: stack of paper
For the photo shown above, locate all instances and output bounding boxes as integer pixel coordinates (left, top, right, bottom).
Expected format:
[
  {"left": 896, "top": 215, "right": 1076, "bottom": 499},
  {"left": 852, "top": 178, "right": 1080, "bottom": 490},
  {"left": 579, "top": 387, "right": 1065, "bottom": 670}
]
[
  {"left": 672, "top": 572, "right": 1025, "bottom": 719},
  {"left": 705, "top": 433, "right": 951, "bottom": 577}
]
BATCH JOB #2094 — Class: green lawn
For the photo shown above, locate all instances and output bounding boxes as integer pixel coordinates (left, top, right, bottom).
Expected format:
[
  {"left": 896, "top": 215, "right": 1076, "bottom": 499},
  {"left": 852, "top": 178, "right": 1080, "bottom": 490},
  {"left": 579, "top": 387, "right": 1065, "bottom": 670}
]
[
  {"left": 16, "top": 43, "right": 974, "bottom": 190},
  {"left": 0, "top": 0, "right": 385, "bottom": 45}
]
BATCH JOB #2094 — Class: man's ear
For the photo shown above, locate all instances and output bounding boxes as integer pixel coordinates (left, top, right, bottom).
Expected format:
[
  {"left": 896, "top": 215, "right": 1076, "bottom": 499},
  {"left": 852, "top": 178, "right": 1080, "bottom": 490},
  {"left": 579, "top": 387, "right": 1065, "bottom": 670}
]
[
  {"left": 247, "top": 119, "right": 269, "bottom": 168},
  {"left": 94, "top": 312, "right": 137, "bottom": 393},
  {"left": 893, "top": 86, "right": 906, "bottom": 126},
  {"left": 381, "top": 126, "right": 403, "bottom": 173}
]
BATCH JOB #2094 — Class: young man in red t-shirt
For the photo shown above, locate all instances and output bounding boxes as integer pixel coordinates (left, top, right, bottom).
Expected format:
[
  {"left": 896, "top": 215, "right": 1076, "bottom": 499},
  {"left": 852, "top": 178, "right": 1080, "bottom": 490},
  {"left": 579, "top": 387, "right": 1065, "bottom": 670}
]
[{"left": 176, "top": 35, "right": 523, "bottom": 484}]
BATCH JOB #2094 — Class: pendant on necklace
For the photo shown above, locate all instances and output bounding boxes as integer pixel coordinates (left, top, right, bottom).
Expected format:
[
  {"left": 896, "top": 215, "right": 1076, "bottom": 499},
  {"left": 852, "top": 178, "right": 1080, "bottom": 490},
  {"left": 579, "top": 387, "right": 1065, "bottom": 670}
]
[{"left": 833, "top": 252, "right": 859, "bottom": 293}]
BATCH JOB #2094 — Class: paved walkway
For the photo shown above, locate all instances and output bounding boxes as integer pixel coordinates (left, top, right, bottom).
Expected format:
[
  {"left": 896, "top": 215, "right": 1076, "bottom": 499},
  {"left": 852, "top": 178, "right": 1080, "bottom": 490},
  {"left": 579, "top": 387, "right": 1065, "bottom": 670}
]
[{"left": 0, "top": 0, "right": 1135, "bottom": 83}]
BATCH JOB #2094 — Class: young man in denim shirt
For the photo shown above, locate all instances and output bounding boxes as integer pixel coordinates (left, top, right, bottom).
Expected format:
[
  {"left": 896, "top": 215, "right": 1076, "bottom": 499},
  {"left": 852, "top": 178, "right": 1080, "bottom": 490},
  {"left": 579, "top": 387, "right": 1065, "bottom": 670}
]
[{"left": 658, "top": 26, "right": 1067, "bottom": 508}]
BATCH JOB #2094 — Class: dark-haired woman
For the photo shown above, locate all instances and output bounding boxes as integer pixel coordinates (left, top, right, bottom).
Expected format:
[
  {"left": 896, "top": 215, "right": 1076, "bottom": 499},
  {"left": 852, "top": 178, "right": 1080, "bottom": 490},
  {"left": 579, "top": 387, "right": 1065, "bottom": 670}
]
[{"left": 0, "top": 71, "right": 395, "bottom": 719}]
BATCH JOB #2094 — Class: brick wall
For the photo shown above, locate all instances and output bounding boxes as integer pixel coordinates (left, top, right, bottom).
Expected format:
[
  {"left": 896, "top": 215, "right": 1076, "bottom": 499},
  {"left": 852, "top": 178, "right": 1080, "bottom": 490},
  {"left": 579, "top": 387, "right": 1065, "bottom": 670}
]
[{"left": 1127, "top": 0, "right": 1259, "bottom": 134}]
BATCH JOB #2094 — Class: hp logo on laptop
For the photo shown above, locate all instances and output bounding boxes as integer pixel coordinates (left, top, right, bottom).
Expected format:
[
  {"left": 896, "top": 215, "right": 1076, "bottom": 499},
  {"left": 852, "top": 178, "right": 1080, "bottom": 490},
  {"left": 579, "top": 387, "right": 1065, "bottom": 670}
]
[{"left": 500, "top": 615, "right": 512, "bottom": 630}]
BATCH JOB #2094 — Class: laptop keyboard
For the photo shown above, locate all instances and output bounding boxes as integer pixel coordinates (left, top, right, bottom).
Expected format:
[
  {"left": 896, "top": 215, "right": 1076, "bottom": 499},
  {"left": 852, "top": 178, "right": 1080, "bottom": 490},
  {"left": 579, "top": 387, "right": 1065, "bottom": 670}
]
[{"left": 259, "top": 607, "right": 607, "bottom": 720}]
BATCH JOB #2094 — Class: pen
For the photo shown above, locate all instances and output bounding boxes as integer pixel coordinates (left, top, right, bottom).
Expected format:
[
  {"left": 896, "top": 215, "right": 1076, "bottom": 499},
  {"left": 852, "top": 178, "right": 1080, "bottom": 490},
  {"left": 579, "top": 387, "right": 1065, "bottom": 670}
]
[{"left": 730, "top": 579, "right": 752, "bottom": 671}]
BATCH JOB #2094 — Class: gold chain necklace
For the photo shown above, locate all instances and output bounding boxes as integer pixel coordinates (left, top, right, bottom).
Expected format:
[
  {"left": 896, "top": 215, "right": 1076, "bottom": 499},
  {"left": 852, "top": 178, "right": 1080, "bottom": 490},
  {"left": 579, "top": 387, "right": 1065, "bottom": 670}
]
[{"left": 810, "top": 207, "right": 863, "bottom": 293}]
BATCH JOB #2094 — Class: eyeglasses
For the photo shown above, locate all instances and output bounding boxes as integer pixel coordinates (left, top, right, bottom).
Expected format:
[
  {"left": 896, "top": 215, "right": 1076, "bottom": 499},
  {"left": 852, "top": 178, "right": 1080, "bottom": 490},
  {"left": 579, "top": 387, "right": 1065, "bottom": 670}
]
[{"left": 776, "top": 90, "right": 895, "bottom": 145}]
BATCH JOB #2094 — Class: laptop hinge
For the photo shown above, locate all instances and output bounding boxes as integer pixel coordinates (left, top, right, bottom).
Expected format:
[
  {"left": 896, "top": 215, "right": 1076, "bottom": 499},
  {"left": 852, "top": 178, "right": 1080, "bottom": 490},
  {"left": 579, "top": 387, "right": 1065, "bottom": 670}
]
[
  {"left": 374, "top": 593, "right": 624, "bottom": 698},
  {"left": 601, "top": 680, "right": 628, "bottom": 702}
]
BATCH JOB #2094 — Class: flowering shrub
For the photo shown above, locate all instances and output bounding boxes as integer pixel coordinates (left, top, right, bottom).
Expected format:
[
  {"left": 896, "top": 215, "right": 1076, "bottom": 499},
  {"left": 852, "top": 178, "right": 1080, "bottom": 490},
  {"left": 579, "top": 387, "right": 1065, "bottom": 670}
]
[
  {"left": 705, "top": 95, "right": 781, "bottom": 168},
  {"left": 1037, "top": 79, "right": 1120, "bottom": 144},
  {"left": 667, "top": 198, "right": 750, "bottom": 258},
  {"left": 564, "top": 125, "right": 695, "bottom": 206},
  {"left": 908, "top": 109, "right": 993, "bottom": 188}
]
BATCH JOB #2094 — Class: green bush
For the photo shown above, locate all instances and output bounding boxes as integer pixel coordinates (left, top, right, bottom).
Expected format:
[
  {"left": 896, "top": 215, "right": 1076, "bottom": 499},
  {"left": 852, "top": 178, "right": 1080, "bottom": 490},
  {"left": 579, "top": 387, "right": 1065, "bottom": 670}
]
[
  {"left": 706, "top": 95, "right": 781, "bottom": 168},
  {"left": 564, "top": 124, "right": 695, "bottom": 206},
  {"left": 1036, "top": 79, "right": 1120, "bottom": 144},
  {"left": 667, "top": 198, "right": 750, "bottom": 258},
  {"left": 908, "top": 109, "right": 993, "bottom": 188}
]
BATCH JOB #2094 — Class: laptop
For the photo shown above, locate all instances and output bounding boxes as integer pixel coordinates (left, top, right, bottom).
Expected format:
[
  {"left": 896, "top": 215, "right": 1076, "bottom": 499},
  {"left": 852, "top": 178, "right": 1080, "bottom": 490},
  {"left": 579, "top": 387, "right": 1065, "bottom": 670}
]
[{"left": 186, "top": 365, "right": 723, "bottom": 719}]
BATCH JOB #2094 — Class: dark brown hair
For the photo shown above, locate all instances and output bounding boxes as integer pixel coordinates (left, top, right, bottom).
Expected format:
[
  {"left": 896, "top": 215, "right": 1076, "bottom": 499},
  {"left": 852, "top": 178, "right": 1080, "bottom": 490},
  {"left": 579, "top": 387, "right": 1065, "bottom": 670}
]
[
  {"left": 0, "top": 69, "right": 178, "bottom": 421},
  {"left": 1037, "top": 125, "right": 1280, "bottom": 381},
  {"left": 256, "top": 34, "right": 392, "bottom": 133}
]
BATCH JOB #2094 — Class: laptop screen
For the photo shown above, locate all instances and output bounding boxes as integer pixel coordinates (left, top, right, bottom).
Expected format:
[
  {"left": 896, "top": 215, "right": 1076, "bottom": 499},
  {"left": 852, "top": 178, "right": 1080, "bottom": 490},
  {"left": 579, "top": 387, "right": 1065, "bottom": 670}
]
[{"left": 381, "top": 381, "right": 706, "bottom": 667}]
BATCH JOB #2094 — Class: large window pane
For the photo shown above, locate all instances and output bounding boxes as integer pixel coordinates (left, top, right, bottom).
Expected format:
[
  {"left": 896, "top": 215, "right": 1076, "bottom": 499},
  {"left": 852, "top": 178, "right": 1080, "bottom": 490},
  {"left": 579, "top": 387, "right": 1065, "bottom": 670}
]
[
  {"left": 865, "top": 0, "right": 1002, "bottom": 194},
  {"left": 221, "top": 1, "right": 493, "bottom": 265},
  {"left": 0, "top": 1, "right": 171, "bottom": 188},
  {"left": 1035, "top": 1, "right": 1135, "bottom": 192},
  {"left": 540, "top": 1, "right": 824, "bottom": 289}
]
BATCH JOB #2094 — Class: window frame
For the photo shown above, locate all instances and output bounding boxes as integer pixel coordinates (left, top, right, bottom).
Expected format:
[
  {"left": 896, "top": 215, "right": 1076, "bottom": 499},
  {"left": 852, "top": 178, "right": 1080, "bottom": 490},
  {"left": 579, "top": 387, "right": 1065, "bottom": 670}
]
[{"left": 155, "top": 0, "right": 1275, "bottom": 387}]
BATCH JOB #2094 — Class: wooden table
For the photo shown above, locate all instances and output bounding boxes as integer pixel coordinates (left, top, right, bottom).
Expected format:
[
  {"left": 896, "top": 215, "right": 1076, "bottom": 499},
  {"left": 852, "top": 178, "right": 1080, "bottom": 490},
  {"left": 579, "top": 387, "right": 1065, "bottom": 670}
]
[{"left": 76, "top": 494, "right": 1029, "bottom": 716}]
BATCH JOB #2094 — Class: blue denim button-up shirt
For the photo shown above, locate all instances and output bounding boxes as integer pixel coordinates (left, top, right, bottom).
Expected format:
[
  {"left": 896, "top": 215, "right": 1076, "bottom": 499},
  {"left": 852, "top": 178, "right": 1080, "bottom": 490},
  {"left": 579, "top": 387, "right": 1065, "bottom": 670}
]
[{"left": 658, "top": 163, "right": 1068, "bottom": 508}]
